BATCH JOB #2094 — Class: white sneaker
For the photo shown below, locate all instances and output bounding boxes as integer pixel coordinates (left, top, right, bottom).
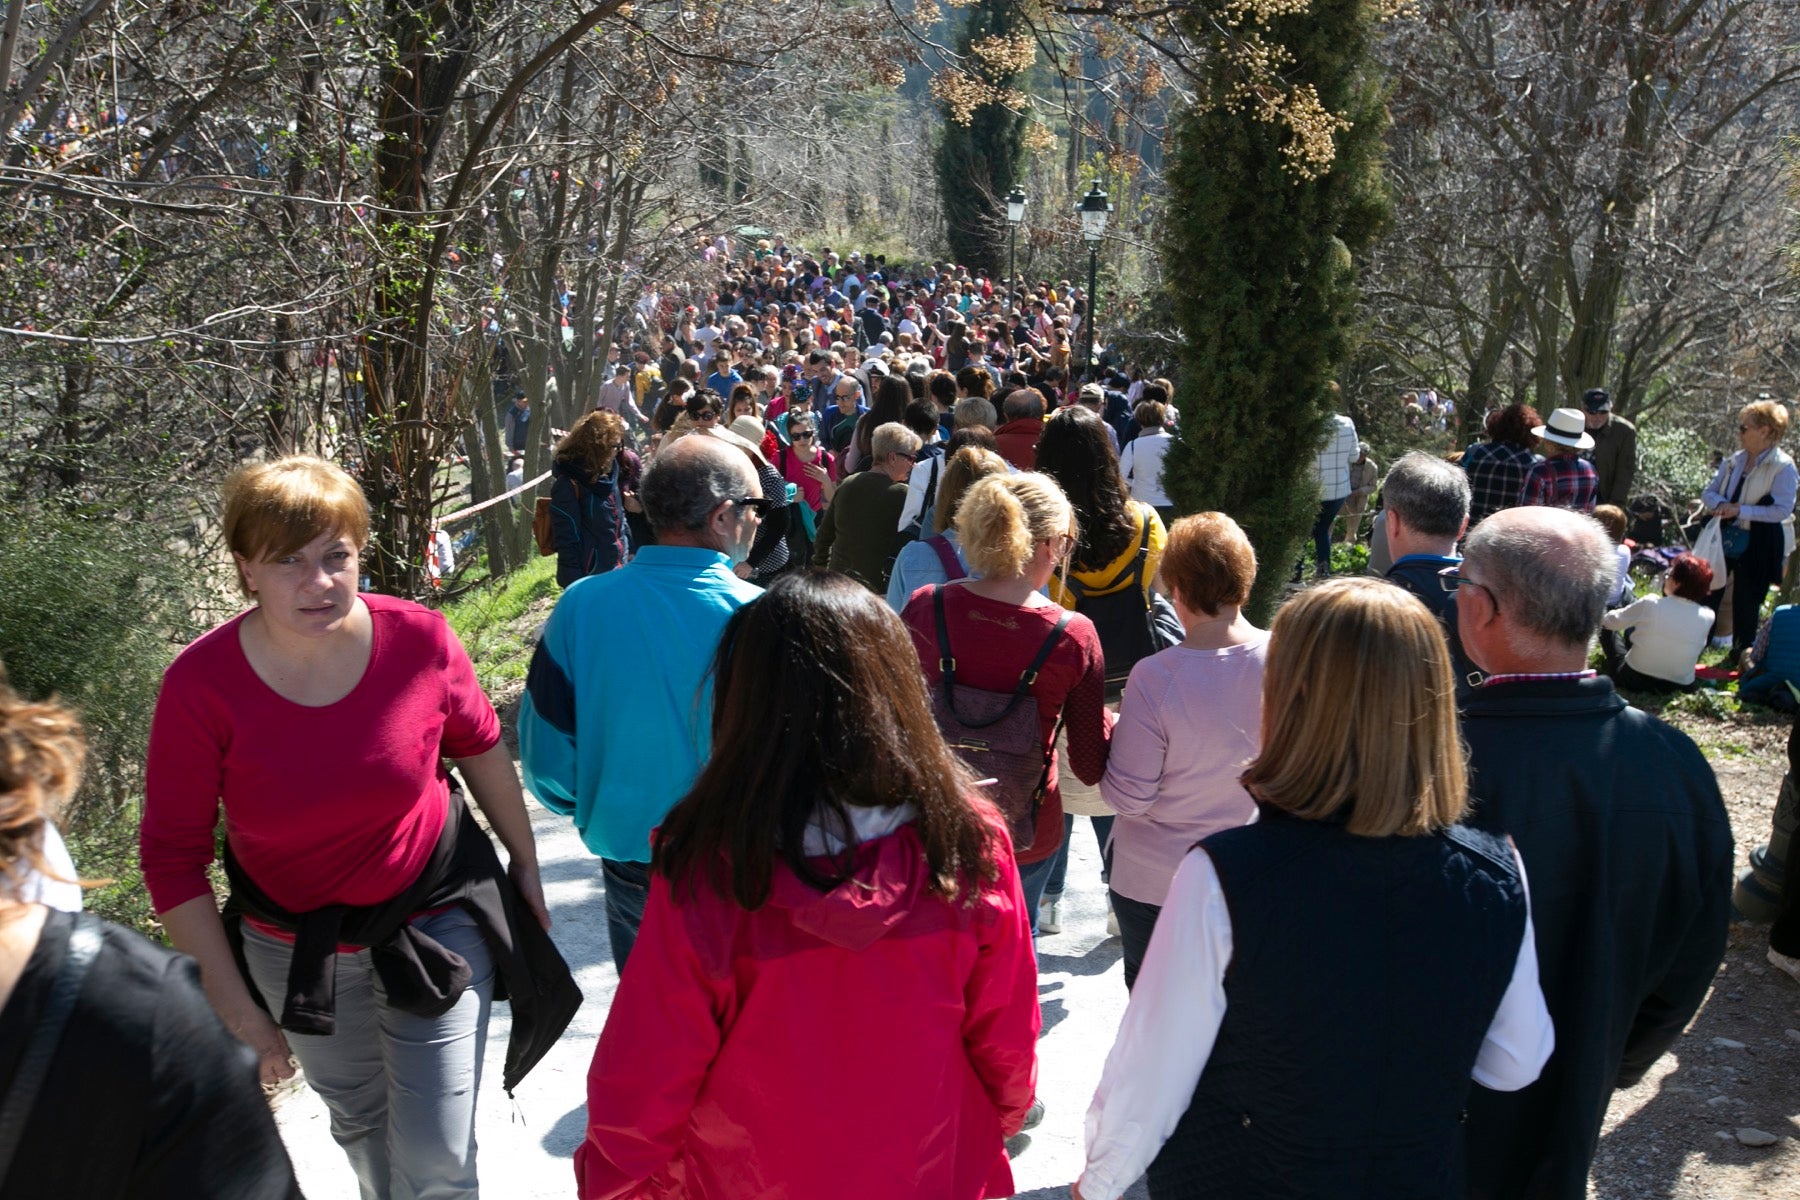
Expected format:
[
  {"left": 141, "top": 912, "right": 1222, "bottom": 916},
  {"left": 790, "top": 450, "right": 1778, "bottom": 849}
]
[
  {"left": 1770, "top": 947, "right": 1800, "bottom": 984},
  {"left": 1106, "top": 907, "right": 1120, "bottom": 937},
  {"left": 1038, "top": 897, "right": 1062, "bottom": 935},
  {"left": 1710, "top": 635, "right": 1734, "bottom": 649}
]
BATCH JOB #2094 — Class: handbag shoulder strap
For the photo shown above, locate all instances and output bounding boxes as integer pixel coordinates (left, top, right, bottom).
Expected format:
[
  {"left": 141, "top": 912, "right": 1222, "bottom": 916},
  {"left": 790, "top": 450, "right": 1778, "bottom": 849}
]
[
  {"left": 0, "top": 911, "right": 103, "bottom": 1185},
  {"left": 926, "top": 535, "right": 963, "bottom": 579},
  {"left": 934, "top": 586, "right": 1073, "bottom": 728}
]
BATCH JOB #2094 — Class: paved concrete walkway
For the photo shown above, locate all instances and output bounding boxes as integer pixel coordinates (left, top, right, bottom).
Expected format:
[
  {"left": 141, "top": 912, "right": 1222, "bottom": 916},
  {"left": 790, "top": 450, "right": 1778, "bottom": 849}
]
[{"left": 274, "top": 798, "right": 1147, "bottom": 1199}]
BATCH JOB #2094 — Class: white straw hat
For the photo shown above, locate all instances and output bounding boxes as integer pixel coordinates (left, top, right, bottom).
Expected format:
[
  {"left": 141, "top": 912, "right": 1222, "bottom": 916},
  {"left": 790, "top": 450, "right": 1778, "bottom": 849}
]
[{"left": 1532, "top": 407, "right": 1596, "bottom": 451}]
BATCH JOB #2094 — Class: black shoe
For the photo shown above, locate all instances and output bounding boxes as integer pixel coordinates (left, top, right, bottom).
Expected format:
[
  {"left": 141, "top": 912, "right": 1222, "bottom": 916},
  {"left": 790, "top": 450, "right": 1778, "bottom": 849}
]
[{"left": 1022, "top": 1098, "right": 1045, "bottom": 1130}]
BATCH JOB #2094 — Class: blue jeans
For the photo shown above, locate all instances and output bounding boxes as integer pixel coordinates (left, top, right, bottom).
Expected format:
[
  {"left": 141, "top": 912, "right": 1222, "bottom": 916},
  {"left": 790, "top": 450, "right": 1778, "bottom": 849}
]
[
  {"left": 1045, "top": 813, "right": 1114, "bottom": 897},
  {"left": 242, "top": 908, "right": 494, "bottom": 1200},
  {"left": 1016, "top": 856, "right": 1058, "bottom": 939},
  {"left": 601, "top": 858, "right": 653, "bottom": 975},
  {"left": 1111, "top": 889, "right": 1163, "bottom": 992}
]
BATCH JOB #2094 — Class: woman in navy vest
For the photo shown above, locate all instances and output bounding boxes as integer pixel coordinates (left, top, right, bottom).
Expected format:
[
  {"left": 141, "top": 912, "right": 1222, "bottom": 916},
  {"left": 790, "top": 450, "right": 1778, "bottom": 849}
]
[{"left": 1075, "top": 578, "right": 1554, "bottom": 1200}]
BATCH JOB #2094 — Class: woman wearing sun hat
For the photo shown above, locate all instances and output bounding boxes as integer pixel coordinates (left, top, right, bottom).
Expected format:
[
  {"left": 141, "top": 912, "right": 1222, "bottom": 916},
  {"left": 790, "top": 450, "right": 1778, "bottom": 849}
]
[{"left": 1519, "top": 408, "right": 1598, "bottom": 512}]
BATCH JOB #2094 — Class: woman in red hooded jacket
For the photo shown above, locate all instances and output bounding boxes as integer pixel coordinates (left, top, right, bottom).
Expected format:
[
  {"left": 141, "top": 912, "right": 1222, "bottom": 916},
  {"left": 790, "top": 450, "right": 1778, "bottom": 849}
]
[{"left": 577, "top": 572, "right": 1040, "bottom": 1200}]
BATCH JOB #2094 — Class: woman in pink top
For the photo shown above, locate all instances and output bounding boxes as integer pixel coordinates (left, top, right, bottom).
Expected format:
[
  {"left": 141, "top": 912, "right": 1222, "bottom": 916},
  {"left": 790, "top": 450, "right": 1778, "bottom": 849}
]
[
  {"left": 1099, "top": 513, "right": 1266, "bottom": 990},
  {"left": 141, "top": 457, "right": 553, "bottom": 1200}
]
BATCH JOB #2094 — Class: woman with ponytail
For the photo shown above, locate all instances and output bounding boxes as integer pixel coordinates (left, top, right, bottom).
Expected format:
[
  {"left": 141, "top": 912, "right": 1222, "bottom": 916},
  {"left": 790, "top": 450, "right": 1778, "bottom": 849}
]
[{"left": 899, "top": 473, "right": 1114, "bottom": 940}]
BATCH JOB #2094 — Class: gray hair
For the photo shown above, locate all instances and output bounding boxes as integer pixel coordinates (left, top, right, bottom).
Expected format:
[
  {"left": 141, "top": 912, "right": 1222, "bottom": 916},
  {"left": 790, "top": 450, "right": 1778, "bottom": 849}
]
[
  {"left": 1462, "top": 508, "right": 1616, "bottom": 649},
  {"left": 954, "top": 396, "right": 998, "bottom": 429},
  {"left": 1382, "top": 452, "right": 1470, "bottom": 540},
  {"left": 639, "top": 438, "right": 748, "bottom": 534},
  {"left": 871, "top": 422, "right": 923, "bottom": 461}
]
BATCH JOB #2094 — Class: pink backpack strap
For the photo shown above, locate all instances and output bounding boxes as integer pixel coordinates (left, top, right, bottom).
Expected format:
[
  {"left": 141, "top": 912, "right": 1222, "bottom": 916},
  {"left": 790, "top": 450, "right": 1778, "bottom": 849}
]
[{"left": 927, "top": 535, "right": 964, "bottom": 580}]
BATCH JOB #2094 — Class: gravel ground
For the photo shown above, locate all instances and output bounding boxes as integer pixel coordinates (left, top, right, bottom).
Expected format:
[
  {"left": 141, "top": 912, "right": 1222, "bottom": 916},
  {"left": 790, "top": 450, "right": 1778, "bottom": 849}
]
[{"left": 272, "top": 708, "right": 1799, "bottom": 1199}]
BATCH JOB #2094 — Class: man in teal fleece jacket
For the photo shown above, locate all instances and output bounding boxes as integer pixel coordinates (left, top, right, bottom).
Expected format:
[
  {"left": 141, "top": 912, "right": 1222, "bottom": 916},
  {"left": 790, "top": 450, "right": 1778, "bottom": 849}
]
[{"left": 519, "top": 436, "right": 763, "bottom": 972}]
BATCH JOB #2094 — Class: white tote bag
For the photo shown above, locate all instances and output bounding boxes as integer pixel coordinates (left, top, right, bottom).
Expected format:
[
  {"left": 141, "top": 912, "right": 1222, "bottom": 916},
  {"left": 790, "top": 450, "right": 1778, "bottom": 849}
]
[{"left": 1694, "top": 516, "right": 1729, "bottom": 585}]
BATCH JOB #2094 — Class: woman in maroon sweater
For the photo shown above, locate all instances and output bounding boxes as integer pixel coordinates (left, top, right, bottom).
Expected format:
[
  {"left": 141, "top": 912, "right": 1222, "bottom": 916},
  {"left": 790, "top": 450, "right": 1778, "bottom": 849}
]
[
  {"left": 901, "top": 472, "right": 1113, "bottom": 936},
  {"left": 141, "top": 456, "right": 551, "bottom": 1200}
]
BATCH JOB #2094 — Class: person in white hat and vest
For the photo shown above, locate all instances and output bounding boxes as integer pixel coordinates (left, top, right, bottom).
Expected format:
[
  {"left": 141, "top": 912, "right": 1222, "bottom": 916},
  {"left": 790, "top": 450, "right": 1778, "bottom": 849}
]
[{"left": 1519, "top": 408, "right": 1598, "bottom": 513}]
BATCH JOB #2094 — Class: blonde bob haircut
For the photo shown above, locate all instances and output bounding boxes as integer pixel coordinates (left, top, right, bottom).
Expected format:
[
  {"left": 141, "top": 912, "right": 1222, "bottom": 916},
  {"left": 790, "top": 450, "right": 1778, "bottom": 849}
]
[
  {"left": 1741, "top": 399, "right": 1790, "bottom": 441},
  {"left": 955, "top": 472, "right": 1076, "bottom": 580},
  {"left": 221, "top": 456, "right": 371, "bottom": 595},
  {"left": 1240, "top": 578, "right": 1467, "bottom": 838},
  {"left": 935, "top": 446, "right": 1011, "bottom": 535}
]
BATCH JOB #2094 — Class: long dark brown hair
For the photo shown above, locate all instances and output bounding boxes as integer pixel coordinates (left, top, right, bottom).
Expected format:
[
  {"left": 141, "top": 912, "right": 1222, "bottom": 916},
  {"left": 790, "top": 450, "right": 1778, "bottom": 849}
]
[
  {"left": 1034, "top": 405, "right": 1136, "bottom": 570},
  {"left": 654, "top": 572, "right": 1003, "bottom": 909},
  {"left": 854, "top": 374, "right": 914, "bottom": 462}
]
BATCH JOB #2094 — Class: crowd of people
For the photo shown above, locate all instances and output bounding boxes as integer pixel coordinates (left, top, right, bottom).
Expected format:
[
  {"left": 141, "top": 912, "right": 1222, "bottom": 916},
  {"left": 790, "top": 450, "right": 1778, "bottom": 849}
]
[{"left": 0, "top": 238, "right": 1778, "bottom": 1200}]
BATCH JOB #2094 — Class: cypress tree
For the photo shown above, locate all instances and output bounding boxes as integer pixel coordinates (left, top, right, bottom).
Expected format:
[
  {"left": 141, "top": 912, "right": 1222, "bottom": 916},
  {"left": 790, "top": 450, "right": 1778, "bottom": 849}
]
[
  {"left": 1159, "top": 0, "right": 1392, "bottom": 619},
  {"left": 934, "top": 0, "right": 1030, "bottom": 274}
]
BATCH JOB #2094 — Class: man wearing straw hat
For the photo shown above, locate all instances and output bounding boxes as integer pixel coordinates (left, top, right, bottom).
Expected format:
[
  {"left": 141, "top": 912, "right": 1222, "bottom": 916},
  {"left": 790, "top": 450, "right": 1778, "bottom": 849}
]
[{"left": 1520, "top": 408, "right": 1599, "bottom": 513}]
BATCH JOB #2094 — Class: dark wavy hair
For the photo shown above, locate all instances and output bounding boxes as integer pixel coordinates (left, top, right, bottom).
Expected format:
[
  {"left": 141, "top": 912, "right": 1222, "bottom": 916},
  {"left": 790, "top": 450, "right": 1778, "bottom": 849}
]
[
  {"left": 653, "top": 572, "right": 1003, "bottom": 909},
  {"left": 1034, "top": 406, "right": 1135, "bottom": 570}
]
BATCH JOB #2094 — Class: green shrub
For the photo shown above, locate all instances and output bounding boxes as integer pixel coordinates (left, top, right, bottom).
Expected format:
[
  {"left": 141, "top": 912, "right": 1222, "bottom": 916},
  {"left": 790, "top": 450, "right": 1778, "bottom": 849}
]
[
  {"left": 1636, "top": 423, "right": 1716, "bottom": 509},
  {"left": 0, "top": 504, "right": 206, "bottom": 935}
]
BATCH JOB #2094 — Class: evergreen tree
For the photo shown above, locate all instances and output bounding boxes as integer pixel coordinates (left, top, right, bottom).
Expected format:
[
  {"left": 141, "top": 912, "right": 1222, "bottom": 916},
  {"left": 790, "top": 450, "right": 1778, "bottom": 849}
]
[
  {"left": 1160, "top": 0, "right": 1392, "bottom": 619},
  {"left": 934, "top": 0, "right": 1030, "bottom": 274}
]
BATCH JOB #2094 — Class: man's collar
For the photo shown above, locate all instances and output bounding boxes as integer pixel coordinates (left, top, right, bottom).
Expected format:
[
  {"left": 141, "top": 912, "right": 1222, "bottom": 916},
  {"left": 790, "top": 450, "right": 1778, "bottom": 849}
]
[{"left": 1479, "top": 669, "right": 1598, "bottom": 688}]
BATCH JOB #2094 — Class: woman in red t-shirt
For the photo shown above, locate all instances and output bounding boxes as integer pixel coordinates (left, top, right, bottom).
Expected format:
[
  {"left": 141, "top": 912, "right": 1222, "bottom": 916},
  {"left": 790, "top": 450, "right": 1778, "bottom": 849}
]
[
  {"left": 901, "top": 472, "right": 1113, "bottom": 938},
  {"left": 141, "top": 456, "right": 551, "bottom": 1200}
]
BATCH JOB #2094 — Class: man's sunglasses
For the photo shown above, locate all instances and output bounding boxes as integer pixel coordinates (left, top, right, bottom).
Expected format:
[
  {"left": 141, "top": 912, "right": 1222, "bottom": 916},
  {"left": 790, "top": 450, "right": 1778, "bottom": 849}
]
[{"left": 732, "top": 497, "right": 776, "bottom": 516}]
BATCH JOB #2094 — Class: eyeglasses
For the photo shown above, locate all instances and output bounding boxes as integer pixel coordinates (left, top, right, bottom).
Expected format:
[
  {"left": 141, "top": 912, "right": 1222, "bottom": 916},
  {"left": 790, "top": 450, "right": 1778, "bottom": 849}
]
[
  {"left": 731, "top": 496, "right": 775, "bottom": 516},
  {"left": 790, "top": 430, "right": 816, "bottom": 441},
  {"left": 1739, "top": 423, "right": 1758, "bottom": 434},
  {"left": 1438, "top": 565, "right": 1500, "bottom": 613}
]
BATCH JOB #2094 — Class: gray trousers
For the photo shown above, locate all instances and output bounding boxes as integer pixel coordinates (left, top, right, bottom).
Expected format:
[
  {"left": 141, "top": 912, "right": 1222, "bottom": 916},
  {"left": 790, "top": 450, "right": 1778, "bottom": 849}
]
[{"left": 242, "top": 907, "right": 495, "bottom": 1200}]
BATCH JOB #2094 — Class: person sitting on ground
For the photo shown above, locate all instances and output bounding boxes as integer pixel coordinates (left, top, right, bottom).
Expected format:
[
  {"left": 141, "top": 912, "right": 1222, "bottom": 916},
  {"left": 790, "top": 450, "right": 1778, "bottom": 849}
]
[
  {"left": 578, "top": 573, "right": 1040, "bottom": 1200},
  {"left": 1380, "top": 451, "right": 1481, "bottom": 695},
  {"left": 813, "top": 422, "right": 921, "bottom": 593},
  {"left": 0, "top": 669, "right": 303, "bottom": 1198},
  {"left": 886, "top": 446, "right": 1011, "bottom": 611},
  {"left": 1097, "top": 513, "right": 1265, "bottom": 990},
  {"left": 1591, "top": 503, "right": 1635, "bottom": 607},
  {"left": 1117, "top": 400, "right": 1175, "bottom": 528},
  {"left": 1077, "top": 579, "right": 1552, "bottom": 1200},
  {"left": 1739, "top": 603, "right": 1800, "bottom": 707},
  {"left": 1599, "top": 554, "right": 1715, "bottom": 692},
  {"left": 1519, "top": 408, "right": 1598, "bottom": 512}
]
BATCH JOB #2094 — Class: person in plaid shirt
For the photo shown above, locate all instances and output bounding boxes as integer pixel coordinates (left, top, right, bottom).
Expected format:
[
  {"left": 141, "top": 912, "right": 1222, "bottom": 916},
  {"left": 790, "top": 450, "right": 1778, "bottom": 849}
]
[
  {"left": 1520, "top": 408, "right": 1598, "bottom": 512},
  {"left": 1462, "top": 404, "right": 1543, "bottom": 526}
]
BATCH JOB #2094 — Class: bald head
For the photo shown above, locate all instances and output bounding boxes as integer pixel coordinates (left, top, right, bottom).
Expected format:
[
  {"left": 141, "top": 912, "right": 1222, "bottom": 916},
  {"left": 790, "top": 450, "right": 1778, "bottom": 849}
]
[
  {"left": 1463, "top": 507, "right": 1617, "bottom": 652},
  {"left": 639, "top": 434, "right": 758, "bottom": 536}
]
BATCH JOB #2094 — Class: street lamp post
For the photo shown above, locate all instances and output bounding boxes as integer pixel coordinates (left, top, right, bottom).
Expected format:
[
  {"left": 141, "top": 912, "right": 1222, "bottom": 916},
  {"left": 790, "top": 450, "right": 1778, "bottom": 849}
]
[
  {"left": 1005, "top": 187, "right": 1027, "bottom": 306},
  {"left": 1077, "top": 183, "right": 1111, "bottom": 381}
]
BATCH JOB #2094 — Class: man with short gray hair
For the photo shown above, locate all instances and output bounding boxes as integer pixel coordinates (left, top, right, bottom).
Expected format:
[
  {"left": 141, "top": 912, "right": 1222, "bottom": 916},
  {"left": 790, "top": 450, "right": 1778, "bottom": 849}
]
[
  {"left": 1380, "top": 451, "right": 1479, "bottom": 693},
  {"left": 519, "top": 435, "right": 765, "bottom": 972},
  {"left": 1453, "top": 506, "right": 1732, "bottom": 1200},
  {"left": 813, "top": 422, "right": 921, "bottom": 593}
]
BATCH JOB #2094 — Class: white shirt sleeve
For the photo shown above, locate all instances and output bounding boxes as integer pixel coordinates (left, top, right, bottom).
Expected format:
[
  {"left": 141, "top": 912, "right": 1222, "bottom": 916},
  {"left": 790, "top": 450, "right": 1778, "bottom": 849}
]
[
  {"left": 1471, "top": 842, "right": 1555, "bottom": 1091},
  {"left": 897, "top": 456, "right": 934, "bottom": 531},
  {"left": 1079, "top": 849, "right": 1231, "bottom": 1200}
]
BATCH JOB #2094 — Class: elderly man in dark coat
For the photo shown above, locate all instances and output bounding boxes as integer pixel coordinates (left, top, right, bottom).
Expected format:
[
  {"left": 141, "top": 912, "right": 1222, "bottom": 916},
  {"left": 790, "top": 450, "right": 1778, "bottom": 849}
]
[{"left": 1451, "top": 506, "right": 1734, "bottom": 1200}]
